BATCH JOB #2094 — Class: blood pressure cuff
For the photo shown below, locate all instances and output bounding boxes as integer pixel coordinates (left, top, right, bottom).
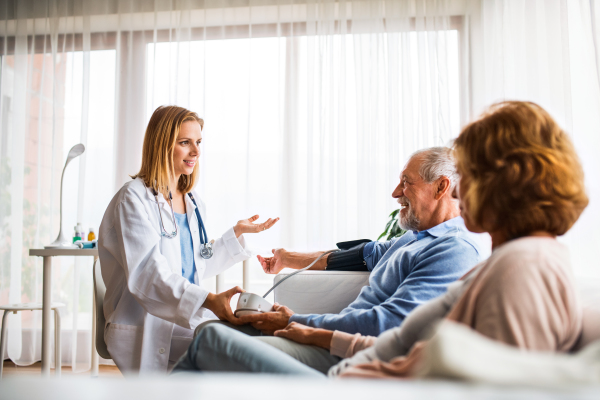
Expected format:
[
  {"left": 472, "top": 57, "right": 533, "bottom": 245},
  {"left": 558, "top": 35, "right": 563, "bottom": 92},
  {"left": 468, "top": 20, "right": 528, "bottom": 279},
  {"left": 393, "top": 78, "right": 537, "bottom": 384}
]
[{"left": 326, "top": 239, "right": 372, "bottom": 272}]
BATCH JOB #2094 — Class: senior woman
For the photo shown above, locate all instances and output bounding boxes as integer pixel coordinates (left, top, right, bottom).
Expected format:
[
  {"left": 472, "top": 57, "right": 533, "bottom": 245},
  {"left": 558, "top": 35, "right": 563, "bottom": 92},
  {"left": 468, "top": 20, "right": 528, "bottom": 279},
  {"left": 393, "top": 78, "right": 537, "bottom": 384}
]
[{"left": 174, "top": 101, "right": 588, "bottom": 377}]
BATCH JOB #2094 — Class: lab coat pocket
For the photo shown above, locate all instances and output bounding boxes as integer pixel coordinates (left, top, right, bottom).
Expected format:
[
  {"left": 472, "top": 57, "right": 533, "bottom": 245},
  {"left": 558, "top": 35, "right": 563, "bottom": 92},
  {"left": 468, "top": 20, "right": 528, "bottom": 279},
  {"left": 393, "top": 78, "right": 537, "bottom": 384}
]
[{"left": 106, "top": 323, "right": 143, "bottom": 374}]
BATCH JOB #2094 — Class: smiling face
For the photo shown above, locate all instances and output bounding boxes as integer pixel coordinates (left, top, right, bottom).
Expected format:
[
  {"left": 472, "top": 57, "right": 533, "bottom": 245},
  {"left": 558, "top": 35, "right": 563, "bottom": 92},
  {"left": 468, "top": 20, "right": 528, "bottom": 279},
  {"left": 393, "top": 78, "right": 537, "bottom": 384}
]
[
  {"left": 391, "top": 156, "right": 437, "bottom": 231},
  {"left": 173, "top": 120, "right": 203, "bottom": 177}
]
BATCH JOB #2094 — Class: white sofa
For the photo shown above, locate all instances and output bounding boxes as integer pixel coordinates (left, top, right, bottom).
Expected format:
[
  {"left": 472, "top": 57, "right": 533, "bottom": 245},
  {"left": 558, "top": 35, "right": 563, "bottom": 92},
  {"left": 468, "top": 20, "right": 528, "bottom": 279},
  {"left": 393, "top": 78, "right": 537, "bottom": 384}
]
[
  {"left": 273, "top": 269, "right": 600, "bottom": 387},
  {"left": 274, "top": 270, "right": 370, "bottom": 314},
  {"left": 273, "top": 270, "right": 600, "bottom": 346},
  {"left": 3, "top": 271, "right": 599, "bottom": 398}
]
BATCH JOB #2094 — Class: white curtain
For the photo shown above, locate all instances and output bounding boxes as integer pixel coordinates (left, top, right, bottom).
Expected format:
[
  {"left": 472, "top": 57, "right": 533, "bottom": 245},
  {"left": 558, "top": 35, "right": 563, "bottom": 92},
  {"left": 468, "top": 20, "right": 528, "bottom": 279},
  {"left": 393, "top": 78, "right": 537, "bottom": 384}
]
[
  {"left": 470, "top": 0, "right": 600, "bottom": 280},
  {"left": 0, "top": 0, "right": 598, "bottom": 370}
]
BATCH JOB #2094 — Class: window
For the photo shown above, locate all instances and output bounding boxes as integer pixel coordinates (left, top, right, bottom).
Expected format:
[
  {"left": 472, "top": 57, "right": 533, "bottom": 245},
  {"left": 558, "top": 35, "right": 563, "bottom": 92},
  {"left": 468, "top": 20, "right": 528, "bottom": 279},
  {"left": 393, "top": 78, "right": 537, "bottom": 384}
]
[
  {"left": 0, "top": 47, "right": 116, "bottom": 366},
  {"left": 146, "top": 28, "right": 461, "bottom": 302}
]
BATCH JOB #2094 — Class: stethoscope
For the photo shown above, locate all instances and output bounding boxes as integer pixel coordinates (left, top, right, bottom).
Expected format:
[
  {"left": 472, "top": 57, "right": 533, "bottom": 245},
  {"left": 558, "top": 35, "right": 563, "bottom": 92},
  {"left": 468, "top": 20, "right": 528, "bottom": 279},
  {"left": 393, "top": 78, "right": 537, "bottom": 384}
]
[{"left": 151, "top": 188, "right": 213, "bottom": 259}]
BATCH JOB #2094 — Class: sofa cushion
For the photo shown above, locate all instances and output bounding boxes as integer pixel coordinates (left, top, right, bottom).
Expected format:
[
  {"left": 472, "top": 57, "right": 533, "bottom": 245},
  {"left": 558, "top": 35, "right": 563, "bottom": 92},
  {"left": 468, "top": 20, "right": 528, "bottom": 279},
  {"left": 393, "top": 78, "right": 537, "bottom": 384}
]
[{"left": 273, "top": 270, "right": 370, "bottom": 314}]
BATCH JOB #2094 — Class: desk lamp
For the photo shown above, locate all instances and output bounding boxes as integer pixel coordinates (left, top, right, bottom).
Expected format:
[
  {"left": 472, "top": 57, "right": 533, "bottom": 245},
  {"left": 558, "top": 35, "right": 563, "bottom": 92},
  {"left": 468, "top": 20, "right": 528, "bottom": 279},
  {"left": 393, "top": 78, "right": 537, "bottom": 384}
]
[{"left": 45, "top": 144, "right": 86, "bottom": 249}]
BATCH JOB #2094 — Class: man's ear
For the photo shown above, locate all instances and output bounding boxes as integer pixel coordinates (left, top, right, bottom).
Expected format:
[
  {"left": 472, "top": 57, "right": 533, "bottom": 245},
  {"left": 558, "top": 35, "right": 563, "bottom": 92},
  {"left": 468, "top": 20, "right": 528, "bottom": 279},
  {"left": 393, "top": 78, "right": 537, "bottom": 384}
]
[{"left": 434, "top": 177, "right": 451, "bottom": 200}]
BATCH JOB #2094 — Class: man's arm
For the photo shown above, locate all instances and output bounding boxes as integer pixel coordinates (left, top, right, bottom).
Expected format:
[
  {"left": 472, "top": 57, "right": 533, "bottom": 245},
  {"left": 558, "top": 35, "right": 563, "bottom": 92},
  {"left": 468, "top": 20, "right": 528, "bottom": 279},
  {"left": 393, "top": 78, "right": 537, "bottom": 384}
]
[
  {"left": 257, "top": 250, "right": 331, "bottom": 274},
  {"left": 257, "top": 237, "right": 404, "bottom": 274},
  {"left": 324, "top": 240, "right": 371, "bottom": 271},
  {"left": 257, "top": 241, "right": 371, "bottom": 274},
  {"left": 362, "top": 235, "right": 411, "bottom": 271},
  {"left": 290, "top": 237, "right": 480, "bottom": 336}
]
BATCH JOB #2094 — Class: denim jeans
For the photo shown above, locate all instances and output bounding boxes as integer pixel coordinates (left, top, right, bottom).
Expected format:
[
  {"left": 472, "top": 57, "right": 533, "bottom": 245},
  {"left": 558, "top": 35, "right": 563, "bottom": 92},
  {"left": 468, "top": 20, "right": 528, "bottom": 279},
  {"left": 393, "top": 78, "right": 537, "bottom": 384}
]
[{"left": 172, "top": 322, "right": 326, "bottom": 377}]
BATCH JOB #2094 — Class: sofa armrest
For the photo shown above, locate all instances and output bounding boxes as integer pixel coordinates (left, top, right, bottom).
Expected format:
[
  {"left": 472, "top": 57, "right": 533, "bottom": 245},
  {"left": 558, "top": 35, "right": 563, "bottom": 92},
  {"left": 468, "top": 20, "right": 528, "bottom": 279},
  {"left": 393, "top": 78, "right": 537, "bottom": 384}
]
[{"left": 273, "top": 269, "right": 370, "bottom": 315}]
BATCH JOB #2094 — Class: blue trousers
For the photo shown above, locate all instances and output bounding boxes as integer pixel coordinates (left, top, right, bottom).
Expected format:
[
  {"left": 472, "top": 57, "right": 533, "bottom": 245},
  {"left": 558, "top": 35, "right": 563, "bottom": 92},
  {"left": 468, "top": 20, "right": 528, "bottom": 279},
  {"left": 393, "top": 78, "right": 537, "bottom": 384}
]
[{"left": 173, "top": 322, "right": 325, "bottom": 377}]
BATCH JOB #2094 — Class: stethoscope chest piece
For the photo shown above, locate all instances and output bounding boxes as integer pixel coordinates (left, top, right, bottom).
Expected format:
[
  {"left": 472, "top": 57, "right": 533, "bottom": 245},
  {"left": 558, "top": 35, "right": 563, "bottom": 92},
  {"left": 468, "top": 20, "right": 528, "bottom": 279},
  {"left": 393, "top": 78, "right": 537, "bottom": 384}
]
[{"left": 200, "top": 240, "right": 214, "bottom": 259}]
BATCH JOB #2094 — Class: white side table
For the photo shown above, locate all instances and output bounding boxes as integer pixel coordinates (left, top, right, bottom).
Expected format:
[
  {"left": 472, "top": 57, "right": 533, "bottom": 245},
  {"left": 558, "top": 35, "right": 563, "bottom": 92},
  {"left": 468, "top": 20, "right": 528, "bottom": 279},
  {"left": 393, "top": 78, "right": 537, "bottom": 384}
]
[{"left": 29, "top": 249, "right": 99, "bottom": 377}]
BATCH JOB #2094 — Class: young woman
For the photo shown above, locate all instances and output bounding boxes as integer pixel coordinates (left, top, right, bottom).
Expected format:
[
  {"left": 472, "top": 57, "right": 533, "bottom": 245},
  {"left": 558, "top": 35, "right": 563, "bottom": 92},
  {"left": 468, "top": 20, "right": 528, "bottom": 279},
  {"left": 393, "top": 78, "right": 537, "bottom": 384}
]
[
  {"left": 174, "top": 101, "right": 588, "bottom": 379},
  {"left": 98, "top": 105, "right": 278, "bottom": 374}
]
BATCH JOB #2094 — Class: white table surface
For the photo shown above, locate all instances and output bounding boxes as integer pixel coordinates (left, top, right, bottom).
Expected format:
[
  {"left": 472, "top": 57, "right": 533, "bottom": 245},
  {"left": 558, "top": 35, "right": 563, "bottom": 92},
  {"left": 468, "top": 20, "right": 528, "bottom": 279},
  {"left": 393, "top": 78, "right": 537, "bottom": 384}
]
[
  {"left": 2, "top": 374, "right": 599, "bottom": 400},
  {"left": 28, "top": 248, "right": 99, "bottom": 377}
]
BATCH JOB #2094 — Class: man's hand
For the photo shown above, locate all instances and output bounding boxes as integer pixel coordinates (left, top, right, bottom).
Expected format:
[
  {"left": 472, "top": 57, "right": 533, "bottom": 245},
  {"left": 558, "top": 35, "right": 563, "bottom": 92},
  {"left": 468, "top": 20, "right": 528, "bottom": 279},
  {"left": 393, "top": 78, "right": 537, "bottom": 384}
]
[
  {"left": 257, "top": 250, "right": 329, "bottom": 274},
  {"left": 257, "top": 249, "right": 287, "bottom": 274},
  {"left": 202, "top": 286, "right": 244, "bottom": 325},
  {"left": 274, "top": 322, "right": 334, "bottom": 349},
  {"left": 239, "top": 303, "right": 294, "bottom": 334}
]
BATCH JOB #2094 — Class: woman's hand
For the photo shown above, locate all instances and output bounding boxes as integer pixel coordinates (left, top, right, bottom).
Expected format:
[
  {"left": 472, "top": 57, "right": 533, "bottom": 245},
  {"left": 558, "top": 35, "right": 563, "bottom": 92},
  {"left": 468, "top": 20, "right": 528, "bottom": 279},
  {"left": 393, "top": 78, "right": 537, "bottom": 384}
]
[
  {"left": 202, "top": 286, "right": 244, "bottom": 325},
  {"left": 233, "top": 215, "right": 279, "bottom": 238},
  {"left": 274, "top": 322, "right": 334, "bottom": 349}
]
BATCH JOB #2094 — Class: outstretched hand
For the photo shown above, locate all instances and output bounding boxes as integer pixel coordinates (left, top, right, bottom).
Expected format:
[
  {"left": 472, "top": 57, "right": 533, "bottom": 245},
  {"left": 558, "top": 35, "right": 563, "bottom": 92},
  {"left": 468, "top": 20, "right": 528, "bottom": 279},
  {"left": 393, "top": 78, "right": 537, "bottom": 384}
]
[
  {"left": 233, "top": 215, "right": 279, "bottom": 238},
  {"left": 257, "top": 248, "right": 287, "bottom": 274}
]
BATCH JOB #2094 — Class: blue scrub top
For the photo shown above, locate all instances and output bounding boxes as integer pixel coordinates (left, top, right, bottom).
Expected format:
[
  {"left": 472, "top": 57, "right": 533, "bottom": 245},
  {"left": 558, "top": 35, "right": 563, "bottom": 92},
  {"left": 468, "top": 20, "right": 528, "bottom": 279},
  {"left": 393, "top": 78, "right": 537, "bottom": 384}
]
[{"left": 174, "top": 212, "right": 196, "bottom": 284}]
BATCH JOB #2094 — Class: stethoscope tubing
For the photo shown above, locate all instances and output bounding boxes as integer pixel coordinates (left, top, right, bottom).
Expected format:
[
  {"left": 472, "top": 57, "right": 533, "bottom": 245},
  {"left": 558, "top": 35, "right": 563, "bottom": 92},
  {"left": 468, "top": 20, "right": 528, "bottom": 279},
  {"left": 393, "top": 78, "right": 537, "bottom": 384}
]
[
  {"left": 188, "top": 193, "right": 209, "bottom": 245},
  {"left": 151, "top": 189, "right": 212, "bottom": 258}
]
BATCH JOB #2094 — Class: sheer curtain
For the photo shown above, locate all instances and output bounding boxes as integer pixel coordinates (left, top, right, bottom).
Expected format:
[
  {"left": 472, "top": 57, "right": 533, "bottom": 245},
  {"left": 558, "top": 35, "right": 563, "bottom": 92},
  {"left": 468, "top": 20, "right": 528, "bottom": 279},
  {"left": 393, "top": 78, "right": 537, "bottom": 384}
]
[
  {"left": 470, "top": 0, "right": 600, "bottom": 280},
  {"left": 0, "top": 0, "right": 599, "bottom": 370}
]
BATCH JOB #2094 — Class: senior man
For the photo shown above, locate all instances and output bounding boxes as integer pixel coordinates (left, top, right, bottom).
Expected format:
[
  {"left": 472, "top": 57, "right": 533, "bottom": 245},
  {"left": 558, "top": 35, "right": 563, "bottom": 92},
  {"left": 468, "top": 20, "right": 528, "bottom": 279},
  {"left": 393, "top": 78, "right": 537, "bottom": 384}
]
[{"left": 174, "top": 146, "right": 484, "bottom": 374}]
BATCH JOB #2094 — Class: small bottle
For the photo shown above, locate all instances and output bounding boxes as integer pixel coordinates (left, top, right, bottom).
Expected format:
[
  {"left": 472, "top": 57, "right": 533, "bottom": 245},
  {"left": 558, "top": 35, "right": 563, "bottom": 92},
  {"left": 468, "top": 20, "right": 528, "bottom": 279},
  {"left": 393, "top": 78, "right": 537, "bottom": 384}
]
[
  {"left": 77, "top": 223, "right": 84, "bottom": 240},
  {"left": 88, "top": 228, "right": 96, "bottom": 241},
  {"left": 73, "top": 225, "right": 82, "bottom": 243}
]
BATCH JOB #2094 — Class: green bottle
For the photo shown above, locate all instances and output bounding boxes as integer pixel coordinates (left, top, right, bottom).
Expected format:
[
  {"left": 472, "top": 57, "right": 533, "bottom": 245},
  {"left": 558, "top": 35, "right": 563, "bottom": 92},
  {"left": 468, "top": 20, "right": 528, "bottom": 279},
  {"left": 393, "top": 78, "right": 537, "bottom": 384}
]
[{"left": 73, "top": 226, "right": 82, "bottom": 243}]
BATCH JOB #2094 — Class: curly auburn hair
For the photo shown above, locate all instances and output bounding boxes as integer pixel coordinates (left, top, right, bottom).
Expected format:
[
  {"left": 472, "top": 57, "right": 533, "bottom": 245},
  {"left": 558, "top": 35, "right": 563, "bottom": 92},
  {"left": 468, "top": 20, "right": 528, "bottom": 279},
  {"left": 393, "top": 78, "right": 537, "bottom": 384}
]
[{"left": 454, "top": 101, "right": 588, "bottom": 238}]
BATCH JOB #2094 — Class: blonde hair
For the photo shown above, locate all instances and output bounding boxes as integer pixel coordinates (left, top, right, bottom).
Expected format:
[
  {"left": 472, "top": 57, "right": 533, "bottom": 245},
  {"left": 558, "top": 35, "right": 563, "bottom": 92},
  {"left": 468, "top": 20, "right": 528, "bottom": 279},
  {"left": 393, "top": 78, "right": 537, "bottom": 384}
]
[
  {"left": 132, "top": 105, "right": 204, "bottom": 195},
  {"left": 454, "top": 101, "right": 588, "bottom": 238}
]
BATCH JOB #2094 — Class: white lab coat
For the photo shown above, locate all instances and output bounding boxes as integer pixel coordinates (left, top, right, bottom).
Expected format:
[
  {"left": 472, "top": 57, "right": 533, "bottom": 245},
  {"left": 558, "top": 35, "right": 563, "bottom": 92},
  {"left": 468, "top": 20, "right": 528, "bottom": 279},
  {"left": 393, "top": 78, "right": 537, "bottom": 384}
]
[{"left": 98, "top": 177, "right": 251, "bottom": 374}]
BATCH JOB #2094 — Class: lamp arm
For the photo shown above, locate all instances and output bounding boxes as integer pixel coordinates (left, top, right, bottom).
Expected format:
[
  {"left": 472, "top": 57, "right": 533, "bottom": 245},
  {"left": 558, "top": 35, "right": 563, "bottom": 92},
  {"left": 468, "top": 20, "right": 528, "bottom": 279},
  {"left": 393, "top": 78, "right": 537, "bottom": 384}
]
[
  {"left": 44, "top": 143, "right": 85, "bottom": 249},
  {"left": 57, "top": 162, "right": 69, "bottom": 239}
]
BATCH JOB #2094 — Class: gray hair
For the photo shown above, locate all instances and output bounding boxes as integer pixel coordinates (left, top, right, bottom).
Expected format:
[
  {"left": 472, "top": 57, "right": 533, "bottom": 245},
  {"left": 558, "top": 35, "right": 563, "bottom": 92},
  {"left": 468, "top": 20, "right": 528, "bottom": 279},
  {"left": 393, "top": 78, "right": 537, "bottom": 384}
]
[{"left": 409, "top": 147, "right": 458, "bottom": 190}]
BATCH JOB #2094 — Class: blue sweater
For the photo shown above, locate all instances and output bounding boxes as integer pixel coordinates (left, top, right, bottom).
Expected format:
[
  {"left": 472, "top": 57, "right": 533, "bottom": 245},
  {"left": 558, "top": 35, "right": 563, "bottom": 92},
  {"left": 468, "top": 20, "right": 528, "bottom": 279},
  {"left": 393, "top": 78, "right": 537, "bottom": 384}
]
[{"left": 289, "top": 217, "right": 484, "bottom": 336}]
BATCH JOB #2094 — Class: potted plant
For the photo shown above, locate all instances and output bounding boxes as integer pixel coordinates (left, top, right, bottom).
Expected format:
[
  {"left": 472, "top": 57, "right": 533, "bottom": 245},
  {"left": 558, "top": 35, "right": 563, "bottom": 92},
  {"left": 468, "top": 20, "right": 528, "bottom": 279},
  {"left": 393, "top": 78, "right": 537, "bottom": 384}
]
[{"left": 378, "top": 209, "right": 407, "bottom": 241}]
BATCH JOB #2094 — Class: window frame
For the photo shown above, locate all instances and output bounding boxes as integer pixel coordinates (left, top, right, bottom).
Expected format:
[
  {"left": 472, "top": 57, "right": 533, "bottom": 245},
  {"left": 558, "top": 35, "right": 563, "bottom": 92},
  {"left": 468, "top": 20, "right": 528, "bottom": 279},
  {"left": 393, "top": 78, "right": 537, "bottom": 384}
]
[{"left": 0, "top": 13, "right": 470, "bottom": 293}]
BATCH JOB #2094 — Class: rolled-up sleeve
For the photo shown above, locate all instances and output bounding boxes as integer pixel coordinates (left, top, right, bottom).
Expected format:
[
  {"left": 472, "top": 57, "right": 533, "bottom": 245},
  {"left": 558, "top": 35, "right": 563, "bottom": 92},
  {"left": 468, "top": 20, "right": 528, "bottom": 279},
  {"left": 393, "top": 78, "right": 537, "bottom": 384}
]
[
  {"left": 364, "top": 236, "right": 409, "bottom": 271},
  {"left": 202, "top": 227, "right": 252, "bottom": 279},
  {"left": 221, "top": 227, "right": 251, "bottom": 262}
]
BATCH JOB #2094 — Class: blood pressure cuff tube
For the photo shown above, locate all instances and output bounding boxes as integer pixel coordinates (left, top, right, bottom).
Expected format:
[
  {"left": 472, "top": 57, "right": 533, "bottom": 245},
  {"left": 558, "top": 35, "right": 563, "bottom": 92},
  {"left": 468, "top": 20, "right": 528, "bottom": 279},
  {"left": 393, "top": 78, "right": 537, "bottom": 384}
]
[{"left": 325, "top": 239, "right": 372, "bottom": 272}]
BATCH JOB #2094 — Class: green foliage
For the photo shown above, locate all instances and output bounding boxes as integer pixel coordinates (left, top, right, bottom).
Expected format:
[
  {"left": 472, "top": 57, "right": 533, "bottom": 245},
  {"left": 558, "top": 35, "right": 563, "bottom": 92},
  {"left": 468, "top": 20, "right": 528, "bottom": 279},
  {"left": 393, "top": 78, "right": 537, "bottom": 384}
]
[{"left": 378, "top": 209, "right": 407, "bottom": 241}]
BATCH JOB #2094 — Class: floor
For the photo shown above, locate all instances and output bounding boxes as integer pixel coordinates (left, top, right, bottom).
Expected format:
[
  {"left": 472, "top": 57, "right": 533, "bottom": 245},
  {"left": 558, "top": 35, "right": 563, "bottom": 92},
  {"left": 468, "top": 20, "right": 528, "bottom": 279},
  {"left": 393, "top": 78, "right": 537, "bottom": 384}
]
[{"left": 1, "top": 360, "right": 123, "bottom": 378}]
